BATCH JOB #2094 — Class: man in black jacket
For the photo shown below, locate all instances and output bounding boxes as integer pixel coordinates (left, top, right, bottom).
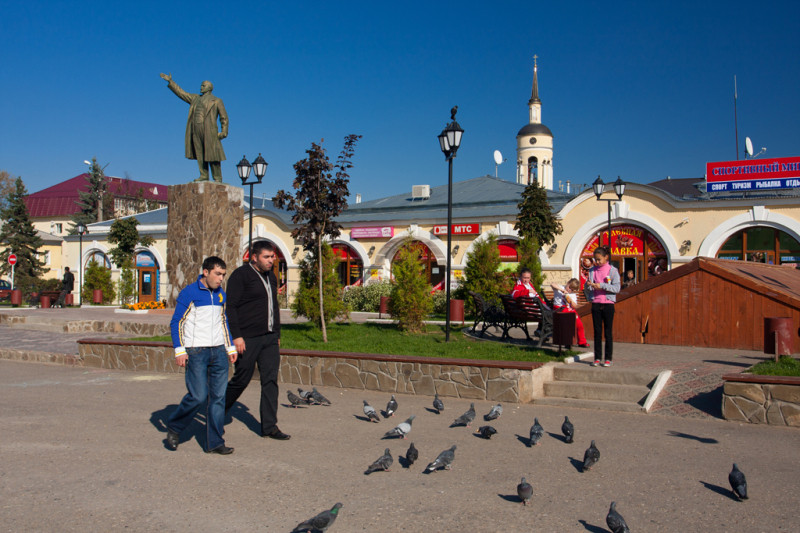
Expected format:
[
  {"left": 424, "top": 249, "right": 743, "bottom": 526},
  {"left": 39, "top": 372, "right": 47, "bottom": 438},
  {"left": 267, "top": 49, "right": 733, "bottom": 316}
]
[
  {"left": 55, "top": 267, "right": 75, "bottom": 308},
  {"left": 224, "top": 240, "right": 289, "bottom": 440}
]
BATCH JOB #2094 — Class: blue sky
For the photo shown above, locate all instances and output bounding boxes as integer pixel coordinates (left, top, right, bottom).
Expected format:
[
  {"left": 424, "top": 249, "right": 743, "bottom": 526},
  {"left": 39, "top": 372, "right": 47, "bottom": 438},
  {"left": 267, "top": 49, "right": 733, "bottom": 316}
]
[{"left": 2, "top": 1, "right": 798, "bottom": 201}]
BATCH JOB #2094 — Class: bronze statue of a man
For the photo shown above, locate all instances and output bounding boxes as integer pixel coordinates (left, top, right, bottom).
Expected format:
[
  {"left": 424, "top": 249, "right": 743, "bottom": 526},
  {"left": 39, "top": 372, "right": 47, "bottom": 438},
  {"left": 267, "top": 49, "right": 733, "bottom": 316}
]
[{"left": 160, "top": 73, "right": 228, "bottom": 183}]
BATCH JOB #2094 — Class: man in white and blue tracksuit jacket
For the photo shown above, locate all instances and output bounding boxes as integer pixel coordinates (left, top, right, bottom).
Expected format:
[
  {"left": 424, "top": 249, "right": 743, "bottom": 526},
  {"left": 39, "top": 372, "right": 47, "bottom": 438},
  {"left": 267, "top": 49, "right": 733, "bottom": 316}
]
[{"left": 164, "top": 256, "right": 238, "bottom": 455}]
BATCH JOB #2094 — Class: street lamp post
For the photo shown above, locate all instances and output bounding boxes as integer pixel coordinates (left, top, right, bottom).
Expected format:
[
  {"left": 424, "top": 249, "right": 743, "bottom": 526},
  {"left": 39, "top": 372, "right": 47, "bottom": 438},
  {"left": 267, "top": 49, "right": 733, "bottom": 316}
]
[
  {"left": 76, "top": 223, "right": 88, "bottom": 306},
  {"left": 237, "top": 154, "right": 268, "bottom": 262},
  {"left": 592, "top": 176, "right": 626, "bottom": 247},
  {"left": 437, "top": 107, "right": 464, "bottom": 342}
]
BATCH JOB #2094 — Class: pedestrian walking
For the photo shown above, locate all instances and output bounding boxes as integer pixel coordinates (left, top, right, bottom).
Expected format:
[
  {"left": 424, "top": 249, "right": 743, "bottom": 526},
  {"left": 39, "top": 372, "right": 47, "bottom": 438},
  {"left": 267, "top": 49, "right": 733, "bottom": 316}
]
[
  {"left": 54, "top": 267, "right": 75, "bottom": 308},
  {"left": 584, "top": 246, "right": 620, "bottom": 367},
  {"left": 165, "top": 256, "right": 237, "bottom": 454},
  {"left": 224, "top": 241, "right": 290, "bottom": 441}
]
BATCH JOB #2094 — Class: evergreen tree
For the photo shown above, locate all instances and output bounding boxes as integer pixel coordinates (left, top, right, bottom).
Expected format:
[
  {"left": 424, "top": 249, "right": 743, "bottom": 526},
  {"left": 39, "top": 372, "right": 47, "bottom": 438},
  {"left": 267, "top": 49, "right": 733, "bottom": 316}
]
[
  {"left": 389, "top": 242, "right": 433, "bottom": 333},
  {"left": 70, "top": 157, "right": 109, "bottom": 231},
  {"left": 107, "top": 217, "right": 155, "bottom": 304},
  {"left": 515, "top": 179, "right": 563, "bottom": 246},
  {"left": 458, "top": 234, "right": 508, "bottom": 306},
  {"left": 273, "top": 134, "right": 360, "bottom": 342},
  {"left": 0, "top": 177, "right": 48, "bottom": 284},
  {"left": 82, "top": 259, "right": 116, "bottom": 304},
  {"left": 291, "top": 242, "right": 349, "bottom": 326}
]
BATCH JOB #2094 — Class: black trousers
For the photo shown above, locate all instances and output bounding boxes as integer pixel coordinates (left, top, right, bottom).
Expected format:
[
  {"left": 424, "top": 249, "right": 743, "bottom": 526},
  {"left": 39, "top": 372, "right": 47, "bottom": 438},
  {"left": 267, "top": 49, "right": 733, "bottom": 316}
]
[
  {"left": 591, "top": 303, "right": 615, "bottom": 361},
  {"left": 225, "top": 332, "right": 280, "bottom": 435}
]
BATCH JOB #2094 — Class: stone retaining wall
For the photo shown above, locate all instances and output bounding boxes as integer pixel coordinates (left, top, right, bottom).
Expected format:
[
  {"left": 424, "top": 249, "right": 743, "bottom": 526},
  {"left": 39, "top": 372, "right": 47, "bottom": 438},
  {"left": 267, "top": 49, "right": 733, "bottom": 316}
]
[
  {"left": 0, "top": 314, "right": 169, "bottom": 336},
  {"left": 722, "top": 374, "right": 800, "bottom": 426},
  {"left": 75, "top": 340, "right": 546, "bottom": 403}
]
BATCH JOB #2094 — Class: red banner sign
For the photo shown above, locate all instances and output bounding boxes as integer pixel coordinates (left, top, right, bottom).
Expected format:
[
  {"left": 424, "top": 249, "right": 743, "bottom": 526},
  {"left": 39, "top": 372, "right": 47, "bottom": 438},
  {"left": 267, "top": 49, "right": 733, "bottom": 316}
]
[
  {"left": 706, "top": 156, "right": 800, "bottom": 192},
  {"left": 432, "top": 223, "right": 481, "bottom": 235},
  {"left": 581, "top": 225, "right": 665, "bottom": 257}
]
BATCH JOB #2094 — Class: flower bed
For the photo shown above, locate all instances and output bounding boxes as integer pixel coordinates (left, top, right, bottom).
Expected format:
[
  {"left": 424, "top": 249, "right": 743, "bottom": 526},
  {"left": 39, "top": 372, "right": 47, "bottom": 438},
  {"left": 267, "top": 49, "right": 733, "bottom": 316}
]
[{"left": 121, "top": 300, "right": 167, "bottom": 311}]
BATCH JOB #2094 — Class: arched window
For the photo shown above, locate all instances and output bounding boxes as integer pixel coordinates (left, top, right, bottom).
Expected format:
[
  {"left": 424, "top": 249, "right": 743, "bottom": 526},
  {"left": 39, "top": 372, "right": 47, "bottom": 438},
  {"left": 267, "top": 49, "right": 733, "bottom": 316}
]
[
  {"left": 717, "top": 227, "right": 800, "bottom": 266},
  {"left": 528, "top": 156, "right": 538, "bottom": 185},
  {"left": 85, "top": 251, "right": 111, "bottom": 269},
  {"left": 332, "top": 244, "right": 363, "bottom": 286},
  {"left": 579, "top": 224, "right": 668, "bottom": 287}
]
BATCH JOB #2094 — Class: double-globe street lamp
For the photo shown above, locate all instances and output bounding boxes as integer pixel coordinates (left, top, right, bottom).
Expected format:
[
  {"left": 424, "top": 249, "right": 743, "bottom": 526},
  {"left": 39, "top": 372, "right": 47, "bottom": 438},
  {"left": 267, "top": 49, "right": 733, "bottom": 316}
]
[
  {"left": 76, "top": 223, "right": 88, "bottom": 306},
  {"left": 237, "top": 154, "right": 268, "bottom": 262},
  {"left": 592, "top": 176, "right": 627, "bottom": 248},
  {"left": 437, "top": 107, "right": 464, "bottom": 342}
]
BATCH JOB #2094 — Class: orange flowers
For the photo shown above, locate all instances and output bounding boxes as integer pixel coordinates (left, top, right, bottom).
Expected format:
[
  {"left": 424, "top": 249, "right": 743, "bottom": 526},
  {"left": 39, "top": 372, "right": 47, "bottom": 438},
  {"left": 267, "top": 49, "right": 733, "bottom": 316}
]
[{"left": 122, "top": 300, "right": 167, "bottom": 311}]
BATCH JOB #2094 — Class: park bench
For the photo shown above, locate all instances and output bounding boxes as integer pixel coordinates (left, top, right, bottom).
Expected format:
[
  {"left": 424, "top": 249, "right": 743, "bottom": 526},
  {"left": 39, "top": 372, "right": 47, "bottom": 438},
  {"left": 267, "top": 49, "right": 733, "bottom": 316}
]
[
  {"left": 26, "top": 290, "right": 64, "bottom": 307},
  {"left": 468, "top": 291, "right": 506, "bottom": 337},
  {"left": 500, "top": 294, "right": 553, "bottom": 347}
]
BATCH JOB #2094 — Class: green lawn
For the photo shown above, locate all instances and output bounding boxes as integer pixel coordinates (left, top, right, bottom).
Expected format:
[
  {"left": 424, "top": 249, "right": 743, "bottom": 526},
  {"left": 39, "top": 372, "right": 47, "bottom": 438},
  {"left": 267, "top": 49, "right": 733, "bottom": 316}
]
[
  {"left": 747, "top": 356, "right": 800, "bottom": 377},
  {"left": 132, "top": 322, "right": 567, "bottom": 363}
]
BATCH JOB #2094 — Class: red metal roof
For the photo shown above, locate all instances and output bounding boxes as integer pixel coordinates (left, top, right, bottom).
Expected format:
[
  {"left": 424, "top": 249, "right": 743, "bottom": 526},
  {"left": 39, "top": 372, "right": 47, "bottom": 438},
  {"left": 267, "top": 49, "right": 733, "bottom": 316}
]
[{"left": 24, "top": 174, "right": 169, "bottom": 218}]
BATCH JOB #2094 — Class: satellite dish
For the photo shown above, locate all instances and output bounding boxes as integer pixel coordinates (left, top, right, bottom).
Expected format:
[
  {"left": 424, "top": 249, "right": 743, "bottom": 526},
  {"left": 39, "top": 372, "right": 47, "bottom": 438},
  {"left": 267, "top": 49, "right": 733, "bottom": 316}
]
[
  {"left": 745, "top": 137, "right": 753, "bottom": 157},
  {"left": 493, "top": 150, "right": 503, "bottom": 165}
]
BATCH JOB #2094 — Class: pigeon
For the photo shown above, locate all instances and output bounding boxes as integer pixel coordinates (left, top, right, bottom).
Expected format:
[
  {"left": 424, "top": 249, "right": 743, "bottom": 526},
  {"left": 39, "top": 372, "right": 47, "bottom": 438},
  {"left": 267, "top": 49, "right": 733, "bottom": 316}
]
[
  {"left": 451, "top": 403, "right": 476, "bottom": 427},
  {"left": 383, "top": 415, "right": 415, "bottom": 439},
  {"left": 729, "top": 463, "right": 748, "bottom": 500},
  {"left": 385, "top": 395, "right": 398, "bottom": 417},
  {"left": 405, "top": 442, "right": 419, "bottom": 466},
  {"left": 606, "top": 501, "right": 630, "bottom": 533},
  {"left": 298, "top": 388, "right": 319, "bottom": 405},
  {"left": 433, "top": 393, "right": 444, "bottom": 414},
  {"left": 424, "top": 445, "right": 457, "bottom": 473},
  {"left": 484, "top": 403, "right": 503, "bottom": 421},
  {"left": 364, "top": 448, "right": 393, "bottom": 474},
  {"left": 292, "top": 502, "right": 343, "bottom": 532},
  {"left": 287, "top": 390, "right": 308, "bottom": 408},
  {"left": 561, "top": 415, "right": 574, "bottom": 443},
  {"left": 362, "top": 400, "right": 380, "bottom": 423},
  {"left": 529, "top": 418, "right": 544, "bottom": 447},
  {"left": 476, "top": 425, "right": 498, "bottom": 439},
  {"left": 517, "top": 477, "right": 533, "bottom": 506},
  {"left": 311, "top": 387, "right": 332, "bottom": 405},
  {"left": 582, "top": 440, "right": 600, "bottom": 471}
]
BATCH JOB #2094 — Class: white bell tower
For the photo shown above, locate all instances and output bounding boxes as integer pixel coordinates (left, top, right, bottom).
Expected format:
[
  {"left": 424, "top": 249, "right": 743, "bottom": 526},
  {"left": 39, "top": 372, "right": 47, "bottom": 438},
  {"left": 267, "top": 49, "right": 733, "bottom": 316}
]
[{"left": 516, "top": 55, "right": 554, "bottom": 189}]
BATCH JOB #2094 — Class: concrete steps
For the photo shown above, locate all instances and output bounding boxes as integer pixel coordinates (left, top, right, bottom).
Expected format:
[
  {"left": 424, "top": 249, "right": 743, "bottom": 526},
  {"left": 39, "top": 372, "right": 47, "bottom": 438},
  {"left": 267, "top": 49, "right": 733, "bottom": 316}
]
[{"left": 533, "top": 364, "right": 662, "bottom": 413}]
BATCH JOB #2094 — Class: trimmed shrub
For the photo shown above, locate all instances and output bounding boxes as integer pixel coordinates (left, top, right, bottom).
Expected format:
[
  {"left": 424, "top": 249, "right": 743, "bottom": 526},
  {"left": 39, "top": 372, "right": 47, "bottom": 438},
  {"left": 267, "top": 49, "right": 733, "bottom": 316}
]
[
  {"left": 292, "top": 242, "right": 349, "bottom": 326},
  {"left": 342, "top": 281, "right": 392, "bottom": 312},
  {"left": 389, "top": 242, "right": 433, "bottom": 333}
]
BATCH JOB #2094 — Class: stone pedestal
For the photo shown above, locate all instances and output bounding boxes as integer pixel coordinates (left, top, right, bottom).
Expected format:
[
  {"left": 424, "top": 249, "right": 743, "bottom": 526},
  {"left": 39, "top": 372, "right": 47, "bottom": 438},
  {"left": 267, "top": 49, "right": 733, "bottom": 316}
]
[{"left": 166, "top": 182, "right": 243, "bottom": 306}]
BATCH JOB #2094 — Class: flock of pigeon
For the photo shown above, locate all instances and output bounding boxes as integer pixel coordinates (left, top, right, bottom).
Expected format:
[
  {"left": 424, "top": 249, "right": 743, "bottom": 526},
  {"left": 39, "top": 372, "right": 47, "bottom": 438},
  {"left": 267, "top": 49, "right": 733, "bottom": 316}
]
[{"left": 288, "top": 389, "right": 748, "bottom": 532}]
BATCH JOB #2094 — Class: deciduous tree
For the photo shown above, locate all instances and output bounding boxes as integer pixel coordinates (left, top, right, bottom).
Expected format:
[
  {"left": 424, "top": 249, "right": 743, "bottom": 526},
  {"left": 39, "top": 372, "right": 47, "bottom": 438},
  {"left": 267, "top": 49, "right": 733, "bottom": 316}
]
[
  {"left": 273, "top": 135, "right": 360, "bottom": 342},
  {"left": 108, "top": 217, "right": 155, "bottom": 304}
]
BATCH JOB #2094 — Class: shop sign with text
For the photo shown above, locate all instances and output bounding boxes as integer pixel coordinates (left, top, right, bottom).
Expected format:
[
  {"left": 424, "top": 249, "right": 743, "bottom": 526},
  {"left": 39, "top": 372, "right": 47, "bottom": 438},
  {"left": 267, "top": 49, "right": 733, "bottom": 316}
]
[
  {"left": 706, "top": 156, "right": 800, "bottom": 192},
  {"left": 432, "top": 223, "right": 481, "bottom": 235},
  {"left": 351, "top": 226, "right": 394, "bottom": 239}
]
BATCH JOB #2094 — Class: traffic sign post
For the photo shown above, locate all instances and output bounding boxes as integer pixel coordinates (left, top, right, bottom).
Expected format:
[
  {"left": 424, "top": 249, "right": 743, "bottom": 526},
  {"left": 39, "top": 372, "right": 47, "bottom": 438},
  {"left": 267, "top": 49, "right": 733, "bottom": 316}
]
[{"left": 8, "top": 253, "right": 17, "bottom": 289}]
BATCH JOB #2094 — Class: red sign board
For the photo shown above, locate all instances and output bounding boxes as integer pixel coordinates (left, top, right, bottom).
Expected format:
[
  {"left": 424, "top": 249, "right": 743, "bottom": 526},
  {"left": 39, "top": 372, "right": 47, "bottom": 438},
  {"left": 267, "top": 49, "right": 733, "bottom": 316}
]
[
  {"left": 581, "top": 225, "right": 665, "bottom": 257},
  {"left": 432, "top": 223, "right": 481, "bottom": 236},
  {"left": 706, "top": 156, "right": 800, "bottom": 192},
  {"left": 8, "top": 254, "right": 17, "bottom": 265}
]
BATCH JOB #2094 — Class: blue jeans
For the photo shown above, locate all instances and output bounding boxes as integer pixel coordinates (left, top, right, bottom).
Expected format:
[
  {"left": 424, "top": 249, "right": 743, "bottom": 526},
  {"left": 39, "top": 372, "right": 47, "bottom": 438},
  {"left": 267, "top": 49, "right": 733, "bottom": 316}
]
[{"left": 167, "top": 346, "right": 228, "bottom": 451}]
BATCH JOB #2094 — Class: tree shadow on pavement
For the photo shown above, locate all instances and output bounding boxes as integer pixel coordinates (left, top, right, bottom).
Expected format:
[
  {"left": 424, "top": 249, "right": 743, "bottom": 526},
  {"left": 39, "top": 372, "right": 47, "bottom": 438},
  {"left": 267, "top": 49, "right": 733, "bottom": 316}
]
[
  {"left": 578, "top": 519, "right": 609, "bottom": 532},
  {"left": 149, "top": 404, "right": 207, "bottom": 450},
  {"left": 497, "top": 493, "right": 523, "bottom": 504},
  {"left": 686, "top": 386, "right": 723, "bottom": 418},
  {"left": 226, "top": 402, "right": 262, "bottom": 435},
  {"left": 667, "top": 430, "right": 719, "bottom": 444},
  {"left": 700, "top": 481, "right": 740, "bottom": 501}
]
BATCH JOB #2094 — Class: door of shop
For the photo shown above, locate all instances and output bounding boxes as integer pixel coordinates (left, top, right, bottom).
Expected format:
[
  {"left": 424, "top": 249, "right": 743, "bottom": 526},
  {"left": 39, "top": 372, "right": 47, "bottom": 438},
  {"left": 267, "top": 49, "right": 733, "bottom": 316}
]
[{"left": 138, "top": 268, "right": 157, "bottom": 303}]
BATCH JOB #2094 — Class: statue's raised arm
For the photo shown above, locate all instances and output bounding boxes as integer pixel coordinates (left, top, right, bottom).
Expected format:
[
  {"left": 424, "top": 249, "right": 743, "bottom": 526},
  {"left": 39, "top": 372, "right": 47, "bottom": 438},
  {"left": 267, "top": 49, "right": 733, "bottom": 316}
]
[{"left": 159, "top": 73, "right": 228, "bottom": 183}]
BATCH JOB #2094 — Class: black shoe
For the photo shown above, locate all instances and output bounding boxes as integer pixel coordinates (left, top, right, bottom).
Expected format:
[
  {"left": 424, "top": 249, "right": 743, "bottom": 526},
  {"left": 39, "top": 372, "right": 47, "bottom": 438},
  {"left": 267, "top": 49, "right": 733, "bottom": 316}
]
[
  {"left": 262, "top": 428, "right": 291, "bottom": 440},
  {"left": 207, "top": 445, "right": 234, "bottom": 455},
  {"left": 165, "top": 429, "right": 179, "bottom": 451}
]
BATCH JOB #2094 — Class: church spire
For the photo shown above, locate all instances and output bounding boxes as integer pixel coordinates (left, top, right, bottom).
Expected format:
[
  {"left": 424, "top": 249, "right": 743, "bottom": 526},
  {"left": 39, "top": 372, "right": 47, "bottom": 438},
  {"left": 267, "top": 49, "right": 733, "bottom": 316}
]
[{"left": 529, "top": 54, "right": 540, "bottom": 105}]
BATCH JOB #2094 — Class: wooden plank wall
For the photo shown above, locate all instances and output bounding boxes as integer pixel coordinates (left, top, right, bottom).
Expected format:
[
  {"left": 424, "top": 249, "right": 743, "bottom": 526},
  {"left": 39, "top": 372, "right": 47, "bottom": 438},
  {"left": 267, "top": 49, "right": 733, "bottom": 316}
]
[{"left": 578, "top": 270, "right": 800, "bottom": 351}]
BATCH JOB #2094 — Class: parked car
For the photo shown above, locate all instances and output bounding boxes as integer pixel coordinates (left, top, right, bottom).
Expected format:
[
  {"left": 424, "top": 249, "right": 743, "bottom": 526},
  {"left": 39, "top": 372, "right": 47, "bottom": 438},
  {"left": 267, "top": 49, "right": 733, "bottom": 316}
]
[{"left": 0, "top": 279, "right": 12, "bottom": 300}]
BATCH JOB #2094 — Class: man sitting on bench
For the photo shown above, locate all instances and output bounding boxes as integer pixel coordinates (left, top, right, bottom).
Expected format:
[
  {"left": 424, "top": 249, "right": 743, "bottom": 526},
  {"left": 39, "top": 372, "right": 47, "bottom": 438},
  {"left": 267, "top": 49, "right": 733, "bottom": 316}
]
[{"left": 54, "top": 267, "right": 75, "bottom": 308}]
